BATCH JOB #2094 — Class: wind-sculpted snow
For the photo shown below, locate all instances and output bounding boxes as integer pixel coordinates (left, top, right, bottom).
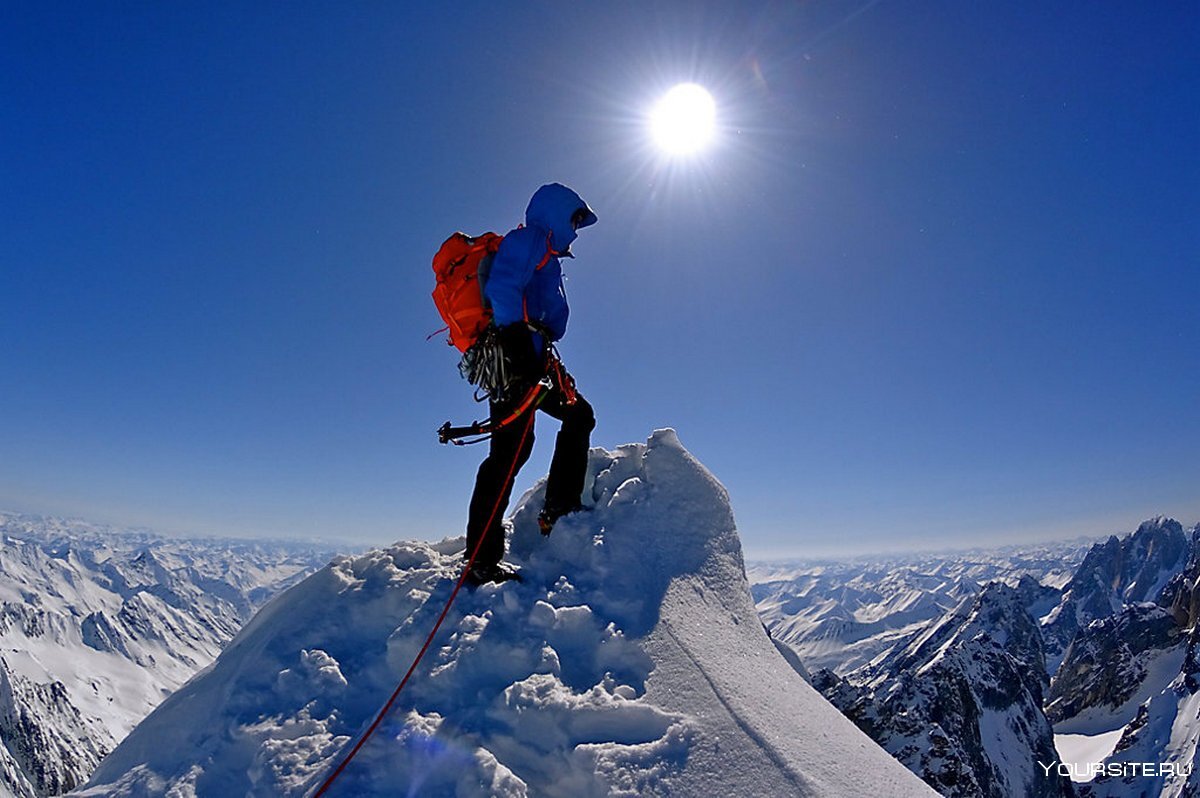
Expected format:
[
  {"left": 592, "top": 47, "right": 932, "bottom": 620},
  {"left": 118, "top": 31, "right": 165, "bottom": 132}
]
[{"left": 80, "top": 430, "right": 935, "bottom": 798}]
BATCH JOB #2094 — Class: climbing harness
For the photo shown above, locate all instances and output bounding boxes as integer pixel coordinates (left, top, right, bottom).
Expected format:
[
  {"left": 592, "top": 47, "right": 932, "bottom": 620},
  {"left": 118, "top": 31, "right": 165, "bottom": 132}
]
[
  {"left": 438, "top": 376, "right": 551, "bottom": 445},
  {"left": 439, "top": 340, "right": 574, "bottom": 445}
]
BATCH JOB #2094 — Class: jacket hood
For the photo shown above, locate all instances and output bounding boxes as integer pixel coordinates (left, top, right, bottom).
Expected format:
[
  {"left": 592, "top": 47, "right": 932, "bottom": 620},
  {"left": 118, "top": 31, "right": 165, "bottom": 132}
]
[{"left": 525, "top": 182, "right": 597, "bottom": 253}]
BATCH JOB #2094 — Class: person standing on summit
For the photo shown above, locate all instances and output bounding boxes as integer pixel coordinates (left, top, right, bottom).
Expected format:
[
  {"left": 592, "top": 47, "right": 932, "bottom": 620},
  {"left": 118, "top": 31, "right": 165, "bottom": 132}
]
[{"left": 464, "top": 183, "right": 598, "bottom": 585}]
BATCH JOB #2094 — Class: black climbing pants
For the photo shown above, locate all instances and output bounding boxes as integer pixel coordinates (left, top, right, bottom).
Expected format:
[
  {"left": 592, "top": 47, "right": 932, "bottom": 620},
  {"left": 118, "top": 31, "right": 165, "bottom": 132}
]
[{"left": 466, "top": 373, "right": 595, "bottom": 568}]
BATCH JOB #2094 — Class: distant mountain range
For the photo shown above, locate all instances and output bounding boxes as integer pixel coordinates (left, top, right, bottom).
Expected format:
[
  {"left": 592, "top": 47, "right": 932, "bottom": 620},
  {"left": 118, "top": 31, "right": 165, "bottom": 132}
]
[
  {"left": 0, "top": 513, "right": 343, "bottom": 796},
  {"left": 751, "top": 516, "right": 1200, "bottom": 798},
  {"left": 749, "top": 539, "right": 1089, "bottom": 676}
]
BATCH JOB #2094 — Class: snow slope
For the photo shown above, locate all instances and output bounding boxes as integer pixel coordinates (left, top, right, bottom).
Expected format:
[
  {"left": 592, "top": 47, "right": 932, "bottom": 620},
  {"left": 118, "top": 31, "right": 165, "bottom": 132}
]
[{"left": 80, "top": 430, "right": 934, "bottom": 797}]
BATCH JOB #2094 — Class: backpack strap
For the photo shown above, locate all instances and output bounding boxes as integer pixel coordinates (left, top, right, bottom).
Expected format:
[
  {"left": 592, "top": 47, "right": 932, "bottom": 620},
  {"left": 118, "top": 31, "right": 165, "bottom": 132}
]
[
  {"left": 524, "top": 232, "right": 559, "bottom": 321},
  {"left": 535, "top": 232, "right": 556, "bottom": 271}
]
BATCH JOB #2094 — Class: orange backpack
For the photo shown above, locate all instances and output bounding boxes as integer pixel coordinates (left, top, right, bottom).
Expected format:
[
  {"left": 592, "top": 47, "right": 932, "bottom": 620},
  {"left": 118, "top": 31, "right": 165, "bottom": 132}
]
[{"left": 431, "top": 232, "right": 504, "bottom": 352}]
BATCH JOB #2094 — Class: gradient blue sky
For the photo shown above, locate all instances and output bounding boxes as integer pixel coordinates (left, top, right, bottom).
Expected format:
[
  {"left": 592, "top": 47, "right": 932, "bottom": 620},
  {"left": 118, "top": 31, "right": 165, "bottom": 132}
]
[{"left": 2, "top": 2, "right": 1197, "bottom": 556}]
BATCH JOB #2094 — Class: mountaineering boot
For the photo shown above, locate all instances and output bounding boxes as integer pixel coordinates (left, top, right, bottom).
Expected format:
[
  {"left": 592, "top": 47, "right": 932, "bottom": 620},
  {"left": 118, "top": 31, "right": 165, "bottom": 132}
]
[
  {"left": 537, "top": 503, "right": 588, "bottom": 536},
  {"left": 464, "top": 561, "right": 523, "bottom": 587}
]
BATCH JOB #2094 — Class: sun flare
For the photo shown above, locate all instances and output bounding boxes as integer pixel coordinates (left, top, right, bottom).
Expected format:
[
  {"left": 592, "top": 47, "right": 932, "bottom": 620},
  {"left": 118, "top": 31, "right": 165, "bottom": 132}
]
[{"left": 650, "top": 83, "right": 716, "bottom": 155}]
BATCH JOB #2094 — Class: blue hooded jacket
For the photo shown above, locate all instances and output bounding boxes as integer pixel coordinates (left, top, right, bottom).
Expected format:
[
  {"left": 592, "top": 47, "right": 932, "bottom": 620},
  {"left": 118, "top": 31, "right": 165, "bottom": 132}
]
[{"left": 485, "top": 183, "right": 597, "bottom": 342}]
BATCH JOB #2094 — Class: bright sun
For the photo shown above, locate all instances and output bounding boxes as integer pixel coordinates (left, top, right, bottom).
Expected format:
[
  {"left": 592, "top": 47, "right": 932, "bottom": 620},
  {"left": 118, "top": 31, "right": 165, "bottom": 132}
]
[{"left": 650, "top": 83, "right": 716, "bottom": 155}]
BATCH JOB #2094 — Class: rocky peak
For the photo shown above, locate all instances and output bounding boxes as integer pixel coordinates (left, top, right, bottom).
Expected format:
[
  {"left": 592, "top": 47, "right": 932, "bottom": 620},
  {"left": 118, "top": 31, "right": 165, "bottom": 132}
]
[
  {"left": 1041, "top": 518, "right": 1190, "bottom": 674},
  {"left": 819, "top": 581, "right": 1070, "bottom": 797},
  {"left": 1047, "top": 602, "right": 1185, "bottom": 725}
]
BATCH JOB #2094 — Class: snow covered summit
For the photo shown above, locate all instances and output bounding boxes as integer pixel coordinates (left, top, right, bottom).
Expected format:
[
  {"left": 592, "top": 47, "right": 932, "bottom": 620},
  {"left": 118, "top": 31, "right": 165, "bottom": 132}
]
[{"left": 81, "top": 430, "right": 933, "bottom": 797}]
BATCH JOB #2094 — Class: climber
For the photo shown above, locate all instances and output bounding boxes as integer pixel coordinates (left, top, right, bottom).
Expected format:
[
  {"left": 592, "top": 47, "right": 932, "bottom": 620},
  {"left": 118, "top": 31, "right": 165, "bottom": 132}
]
[{"left": 463, "top": 183, "right": 597, "bottom": 585}]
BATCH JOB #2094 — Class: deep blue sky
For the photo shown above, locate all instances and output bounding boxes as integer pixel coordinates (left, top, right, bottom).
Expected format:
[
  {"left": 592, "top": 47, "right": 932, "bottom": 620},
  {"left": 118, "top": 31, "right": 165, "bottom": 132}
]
[{"left": 2, "top": 2, "right": 1197, "bottom": 556}]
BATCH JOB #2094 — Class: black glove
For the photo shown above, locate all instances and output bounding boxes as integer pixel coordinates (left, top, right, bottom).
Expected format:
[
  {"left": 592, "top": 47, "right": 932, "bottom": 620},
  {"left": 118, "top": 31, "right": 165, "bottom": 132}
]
[{"left": 497, "top": 323, "right": 544, "bottom": 386}]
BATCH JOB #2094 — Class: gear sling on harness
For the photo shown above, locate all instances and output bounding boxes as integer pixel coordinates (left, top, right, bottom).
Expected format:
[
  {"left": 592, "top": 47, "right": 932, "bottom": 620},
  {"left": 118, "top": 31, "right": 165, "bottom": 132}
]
[{"left": 438, "top": 342, "right": 576, "bottom": 446}]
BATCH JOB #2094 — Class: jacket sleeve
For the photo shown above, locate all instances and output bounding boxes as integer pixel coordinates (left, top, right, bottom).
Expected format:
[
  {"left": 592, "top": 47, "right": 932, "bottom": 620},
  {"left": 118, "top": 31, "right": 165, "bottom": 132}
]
[{"left": 485, "top": 230, "right": 537, "bottom": 328}]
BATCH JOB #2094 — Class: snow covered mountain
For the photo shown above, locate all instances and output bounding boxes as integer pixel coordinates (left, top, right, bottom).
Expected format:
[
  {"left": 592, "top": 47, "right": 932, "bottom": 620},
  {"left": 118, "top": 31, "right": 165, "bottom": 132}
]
[
  {"left": 1041, "top": 517, "right": 1191, "bottom": 673},
  {"left": 752, "top": 518, "right": 1200, "bottom": 797},
  {"left": 1059, "top": 521, "right": 1200, "bottom": 798},
  {"left": 749, "top": 541, "right": 1088, "bottom": 676},
  {"left": 814, "top": 581, "right": 1073, "bottom": 798},
  {"left": 80, "top": 431, "right": 935, "bottom": 797},
  {"left": 0, "top": 514, "right": 341, "bottom": 797},
  {"left": 1047, "top": 602, "right": 1186, "bottom": 728}
]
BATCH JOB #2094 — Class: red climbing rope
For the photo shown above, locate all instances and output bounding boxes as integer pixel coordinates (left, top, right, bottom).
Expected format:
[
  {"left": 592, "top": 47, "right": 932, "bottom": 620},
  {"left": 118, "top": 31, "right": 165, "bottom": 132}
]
[{"left": 312, "top": 407, "right": 538, "bottom": 797}]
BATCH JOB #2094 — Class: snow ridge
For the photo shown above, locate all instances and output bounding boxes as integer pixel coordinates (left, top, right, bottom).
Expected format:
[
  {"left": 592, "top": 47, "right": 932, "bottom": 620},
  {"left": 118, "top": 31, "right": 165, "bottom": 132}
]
[{"left": 81, "top": 430, "right": 934, "bottom": 798}]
